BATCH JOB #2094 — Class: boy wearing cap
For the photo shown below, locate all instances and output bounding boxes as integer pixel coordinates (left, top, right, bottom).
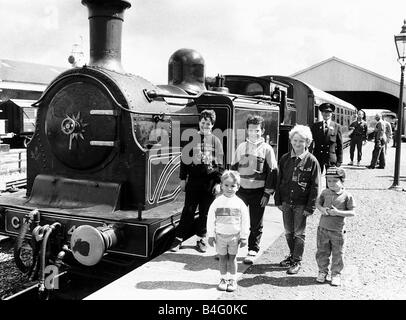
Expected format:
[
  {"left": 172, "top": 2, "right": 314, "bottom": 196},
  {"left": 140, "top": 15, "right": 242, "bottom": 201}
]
[
  {"left": 310, "top": 103, "right": 343, "bottom": 173},
  {"left": 315, "top": 167, "right": 355, "bottom": 286}
]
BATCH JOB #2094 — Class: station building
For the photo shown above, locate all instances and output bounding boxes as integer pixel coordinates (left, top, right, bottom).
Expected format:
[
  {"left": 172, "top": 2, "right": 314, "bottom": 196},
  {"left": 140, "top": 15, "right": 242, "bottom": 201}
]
[
  {"left": 290, "top": 56, "right": 406, "bottom": 131},
  {"left": 0, "top": 59, "right": 66, "bottom": 147}
]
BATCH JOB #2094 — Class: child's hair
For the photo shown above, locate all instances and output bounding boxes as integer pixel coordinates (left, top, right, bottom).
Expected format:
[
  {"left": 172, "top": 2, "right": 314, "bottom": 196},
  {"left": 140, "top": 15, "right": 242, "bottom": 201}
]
[
  {"left": 221, "top": 170, "right": 241, "bottom": 185},
  {"left": 325, "top": 166, "right": 346, "bottom": 182},
  {"left": 199, "top": 109, "right": 216, "bottom": 125},
  {"left": 289, "top": 125, "right": 313, "bottom": 145},
  {"left": 246, "top": 114, "right": 265, "bottom": 129}
]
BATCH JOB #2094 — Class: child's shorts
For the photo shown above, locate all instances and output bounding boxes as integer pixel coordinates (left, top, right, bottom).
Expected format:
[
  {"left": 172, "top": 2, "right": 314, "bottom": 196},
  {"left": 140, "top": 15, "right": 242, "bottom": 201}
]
[{"left": 216, "top": 233, "right": 240, "bottom": 255}]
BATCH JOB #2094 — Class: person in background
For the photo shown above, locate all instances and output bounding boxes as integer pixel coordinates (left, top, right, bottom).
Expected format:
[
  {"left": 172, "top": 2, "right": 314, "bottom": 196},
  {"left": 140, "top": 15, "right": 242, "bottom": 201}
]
[
  {"left": 207, "top": 170, "right": 249, "bottom": 292},
  {"left": 315, "top": 167, "right": 355, "bottom": 286},
  {"left": 232, "top": 114, "right": 278, "bottom": 265},
  {"left": 382, "top": 118, "right": 393, "bottom": 154},
  {"left": 348, "top": 110, "right": 368, "bottom": 166},
  {"left": 310, "top": 103, "right": 343, "bottom": 173},
  {"left": 367, "top": 113, "right": 386, "bottom": 169},
  {"left": 274, "top": 125, "right": 321, "bottom": 275},
  {"left": 170, "top": 109, "right": 224, "bottom": 253}
]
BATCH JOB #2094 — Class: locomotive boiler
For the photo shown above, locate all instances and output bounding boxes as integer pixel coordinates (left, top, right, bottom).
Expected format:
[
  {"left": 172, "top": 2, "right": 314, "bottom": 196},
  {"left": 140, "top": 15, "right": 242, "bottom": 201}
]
[{"left": 0, "top": 0, "right": 280, "bottom": 291}]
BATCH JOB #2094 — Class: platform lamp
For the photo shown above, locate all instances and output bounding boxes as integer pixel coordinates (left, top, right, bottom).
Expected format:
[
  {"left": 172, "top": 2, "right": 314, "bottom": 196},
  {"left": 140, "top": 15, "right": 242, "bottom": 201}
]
[{"left": 390, "top": 20, "right": 406, "bottom": 191}]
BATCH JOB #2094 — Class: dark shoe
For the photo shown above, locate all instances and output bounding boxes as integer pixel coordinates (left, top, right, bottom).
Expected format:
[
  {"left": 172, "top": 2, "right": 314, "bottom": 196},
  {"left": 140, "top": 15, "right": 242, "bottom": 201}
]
[
  {"left": 377, "top": 166, "right": 385, "bottom": 169},
  {"left": 169, "top": 238, "right": 182, "bottom": 252},
  {"left": 196, "top": 238, "right": 207, "bottom": 253},
  {"left": 366, "top": 165, "right": 375, "bottom": 169},
  {"left": 243, "top": 250, "right": 258, "bottom": 264},
  {"left": 279, "top": 254, "right": 293, "bottom": 267},
  {"left": 287, "top": 261, "right": 301, "bottom": 274}
]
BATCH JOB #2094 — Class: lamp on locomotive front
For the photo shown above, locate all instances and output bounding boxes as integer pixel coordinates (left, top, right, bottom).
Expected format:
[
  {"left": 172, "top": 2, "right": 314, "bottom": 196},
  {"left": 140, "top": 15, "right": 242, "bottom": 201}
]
[{"left": 390, "top": 20, "right": 406, "bottom": 191}]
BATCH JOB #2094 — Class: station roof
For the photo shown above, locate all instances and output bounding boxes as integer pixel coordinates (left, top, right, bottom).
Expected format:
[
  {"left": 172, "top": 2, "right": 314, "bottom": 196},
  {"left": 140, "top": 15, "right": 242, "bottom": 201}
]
[
  {"left": 303, "top": 81, "right": 356, "bottom": 110},
  {"left": 290, "top": 56, "right": 403, "bottom": 98},
  {"left": 0, "top": 59, "right": 66, "bottom": 86}
]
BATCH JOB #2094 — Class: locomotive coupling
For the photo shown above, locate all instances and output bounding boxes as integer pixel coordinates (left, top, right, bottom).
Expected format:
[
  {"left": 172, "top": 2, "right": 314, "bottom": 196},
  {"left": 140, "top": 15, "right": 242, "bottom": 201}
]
[{"left": 70, "top": 224, "right": 120, "bottom": 266}]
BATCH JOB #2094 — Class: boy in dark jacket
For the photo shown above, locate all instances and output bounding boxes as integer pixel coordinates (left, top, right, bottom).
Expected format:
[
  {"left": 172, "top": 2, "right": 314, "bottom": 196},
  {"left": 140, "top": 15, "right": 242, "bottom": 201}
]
[
  {"left": 274, "top": 124, "right": 321, "bottom": 274},
  {"left": 170, "top": 109, "right": 224, "bottom": 253}
]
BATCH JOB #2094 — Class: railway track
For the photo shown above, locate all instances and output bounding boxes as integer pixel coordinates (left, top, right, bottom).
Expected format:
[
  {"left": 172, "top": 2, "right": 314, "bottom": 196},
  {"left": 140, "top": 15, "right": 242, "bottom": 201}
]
[{"left": 1, "top": 234, "right": 149, "bottom": 300}]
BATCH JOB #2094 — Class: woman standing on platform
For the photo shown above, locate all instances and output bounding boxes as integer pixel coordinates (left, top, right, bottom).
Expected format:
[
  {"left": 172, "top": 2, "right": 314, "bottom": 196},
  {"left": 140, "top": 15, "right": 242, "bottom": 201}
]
[{"left": 348, "top": 110, "right": 368, "bottom": 166}]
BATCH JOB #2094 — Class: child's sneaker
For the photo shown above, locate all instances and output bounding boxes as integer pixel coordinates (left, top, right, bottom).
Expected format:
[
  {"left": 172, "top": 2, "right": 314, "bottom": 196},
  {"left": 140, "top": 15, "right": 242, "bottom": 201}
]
[
  {"left": 287, "top": 261, "right": 301, "bottom": 274},
  {"left": 279, "top": 254, "right": 293, "bottom": 267},
  {"left": 331, "top": 275, "right": 341, "bottom": 286},
  {"left": 226, "top": 279, "right": 237, "bottom": 292},
  {"left": 243, "top": 250, "right": 257, "bottom": 264},
  {"left": 217, "top": 279, "right": 228, "bottom": 291},
  {"left": 316, "top": 272, "right": 327, "bottom": 283}
]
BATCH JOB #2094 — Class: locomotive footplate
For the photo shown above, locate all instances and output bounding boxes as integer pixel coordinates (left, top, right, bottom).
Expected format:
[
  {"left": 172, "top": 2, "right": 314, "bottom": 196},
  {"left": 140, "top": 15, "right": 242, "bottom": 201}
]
[{"left": 0, "top": 192, "right": 183, "bottom": 262}]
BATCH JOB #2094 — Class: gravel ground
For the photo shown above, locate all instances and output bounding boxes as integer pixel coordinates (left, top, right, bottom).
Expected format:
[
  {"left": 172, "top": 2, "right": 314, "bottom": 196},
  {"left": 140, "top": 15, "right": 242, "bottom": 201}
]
[
  {"left": 0, "top": 238, "right": 36, "bottom": 299},
  {"left": 221, "top": 141, "right": 406, "bottom": 300}
]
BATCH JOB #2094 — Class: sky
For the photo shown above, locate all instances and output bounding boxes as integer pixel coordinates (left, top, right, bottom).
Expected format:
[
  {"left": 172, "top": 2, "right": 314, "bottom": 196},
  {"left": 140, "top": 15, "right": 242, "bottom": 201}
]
[{"left": 1, "top": 0, "right": 406, "bottom": 85}]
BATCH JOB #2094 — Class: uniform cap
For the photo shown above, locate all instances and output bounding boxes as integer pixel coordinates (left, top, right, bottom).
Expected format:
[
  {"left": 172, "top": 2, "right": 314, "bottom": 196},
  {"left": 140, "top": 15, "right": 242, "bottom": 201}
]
[
  {"left": 319, "top": 103, "right": 335, "bottom": 112},
  {"left": 325, "top": 166, "right": 346, "bottom": 180}
]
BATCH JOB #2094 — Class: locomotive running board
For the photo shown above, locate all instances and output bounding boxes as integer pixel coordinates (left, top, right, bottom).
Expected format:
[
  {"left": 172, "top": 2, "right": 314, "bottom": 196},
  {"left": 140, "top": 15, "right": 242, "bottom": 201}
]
[{"left": 27, "top": 174, "right": 121, "bottom": 213}]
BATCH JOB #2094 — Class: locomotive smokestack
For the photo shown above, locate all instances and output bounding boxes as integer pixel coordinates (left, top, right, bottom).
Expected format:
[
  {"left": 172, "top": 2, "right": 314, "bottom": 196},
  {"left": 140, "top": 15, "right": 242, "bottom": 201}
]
[{"left": 82, "top": 0, "right": 131, "bottom": 72}]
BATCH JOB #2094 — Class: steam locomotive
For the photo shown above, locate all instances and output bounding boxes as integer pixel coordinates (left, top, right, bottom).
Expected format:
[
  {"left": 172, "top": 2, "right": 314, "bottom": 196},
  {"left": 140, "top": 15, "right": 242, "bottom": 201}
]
[{"left": 0, "top": 0, "right": 282, "bottom": 290}]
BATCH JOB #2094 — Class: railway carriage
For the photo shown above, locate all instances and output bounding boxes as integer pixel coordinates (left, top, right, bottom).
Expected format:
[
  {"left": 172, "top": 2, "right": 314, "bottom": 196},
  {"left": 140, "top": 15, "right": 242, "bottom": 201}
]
[{"left": 221, "top": 75, "right": 357, "bottom": 156}]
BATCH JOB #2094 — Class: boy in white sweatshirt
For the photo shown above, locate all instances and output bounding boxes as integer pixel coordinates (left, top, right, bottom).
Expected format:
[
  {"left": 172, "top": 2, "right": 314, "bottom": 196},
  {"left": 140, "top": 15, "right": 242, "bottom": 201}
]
[{"left": 207, "top": 170, "right": 250, "bottom": 292}]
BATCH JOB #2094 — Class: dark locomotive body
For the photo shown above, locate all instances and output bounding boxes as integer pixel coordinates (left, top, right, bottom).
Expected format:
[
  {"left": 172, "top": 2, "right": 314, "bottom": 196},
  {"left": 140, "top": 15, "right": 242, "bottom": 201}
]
[{"left": 0, "top": 0, "right": 281, "bottom": 285}]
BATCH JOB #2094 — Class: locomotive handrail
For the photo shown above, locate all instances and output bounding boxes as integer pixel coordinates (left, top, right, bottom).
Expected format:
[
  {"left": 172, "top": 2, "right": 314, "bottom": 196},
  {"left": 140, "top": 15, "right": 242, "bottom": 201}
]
[
  {"left": 32, "top": 73, "right": 197, "bottom": 118},
  {"left": 144, "top": 89, "right": 275, "bottom": 106}
]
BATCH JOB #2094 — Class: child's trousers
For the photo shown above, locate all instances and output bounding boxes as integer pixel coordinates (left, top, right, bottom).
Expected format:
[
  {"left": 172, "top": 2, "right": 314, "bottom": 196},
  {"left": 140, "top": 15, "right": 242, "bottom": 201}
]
[{"left": 316, "top": 226, "right": 345, "bottom": 276}]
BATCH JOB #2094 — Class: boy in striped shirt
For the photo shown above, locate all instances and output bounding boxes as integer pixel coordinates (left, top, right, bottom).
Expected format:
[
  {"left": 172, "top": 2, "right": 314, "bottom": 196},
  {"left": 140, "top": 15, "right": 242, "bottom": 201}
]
[{"left": 231, "top": 115, "right": 278, "bottom": 264}]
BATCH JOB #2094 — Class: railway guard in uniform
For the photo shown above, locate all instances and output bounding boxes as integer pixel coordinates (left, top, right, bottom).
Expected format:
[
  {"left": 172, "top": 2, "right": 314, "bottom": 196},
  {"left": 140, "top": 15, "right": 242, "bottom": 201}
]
[{"left": 310, "top": 103, "right": 343, "bottom": 173}]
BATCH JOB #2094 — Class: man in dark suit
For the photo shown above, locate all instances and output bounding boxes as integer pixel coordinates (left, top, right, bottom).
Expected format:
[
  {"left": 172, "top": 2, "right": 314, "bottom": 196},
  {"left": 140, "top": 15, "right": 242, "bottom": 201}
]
[{"left": 310, "top": 103, "right": 343, "bottom": 173}]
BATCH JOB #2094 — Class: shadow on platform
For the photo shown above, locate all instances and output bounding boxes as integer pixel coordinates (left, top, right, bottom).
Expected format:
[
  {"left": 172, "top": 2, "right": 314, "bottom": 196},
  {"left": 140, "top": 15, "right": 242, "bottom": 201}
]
[
  {"left": 244, "top": 263, "right": 288, "bottom": 274},
  {"left": 237, "top": 275, "right": 316, "bottom": 288},
  {"left": 136, "top": 280, "right": 217, "bottom": 291}
]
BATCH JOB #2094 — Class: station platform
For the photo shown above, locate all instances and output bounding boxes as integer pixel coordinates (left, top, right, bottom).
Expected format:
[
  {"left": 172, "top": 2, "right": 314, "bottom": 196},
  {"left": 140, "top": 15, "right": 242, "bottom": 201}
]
[{"left": 85, "top": 205, "right": 284, "bottom": 300}]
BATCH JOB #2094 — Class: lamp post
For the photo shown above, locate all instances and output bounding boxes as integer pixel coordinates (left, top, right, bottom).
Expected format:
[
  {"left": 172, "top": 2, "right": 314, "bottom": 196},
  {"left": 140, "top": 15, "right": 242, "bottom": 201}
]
[{"left": 390, "top": 20, "right": 406, "bottom": 191}]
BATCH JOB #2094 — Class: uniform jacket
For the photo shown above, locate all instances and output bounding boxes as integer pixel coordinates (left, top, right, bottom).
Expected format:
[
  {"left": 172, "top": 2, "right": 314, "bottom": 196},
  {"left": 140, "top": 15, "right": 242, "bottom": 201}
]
[
  {"left": 310, "top": 120, "right": 343, "bottom": 166},
  {"left": 349, "top": 120, "right": 368, "bottom": 141}
]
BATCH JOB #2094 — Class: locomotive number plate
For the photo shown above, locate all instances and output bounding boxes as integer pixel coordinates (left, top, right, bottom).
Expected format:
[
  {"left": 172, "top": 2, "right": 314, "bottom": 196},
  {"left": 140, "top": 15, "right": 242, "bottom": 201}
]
[{"left": 5, "top": 209, "right": 105, "bottom": 242}]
